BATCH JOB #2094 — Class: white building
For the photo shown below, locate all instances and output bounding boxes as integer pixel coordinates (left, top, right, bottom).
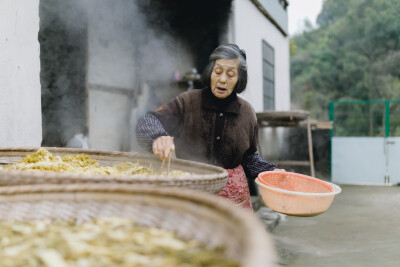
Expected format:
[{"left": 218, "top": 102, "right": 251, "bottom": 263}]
[
  {"left": 0, "top": 0, "right": 42, "bottom": 147},
  {"left": 0, "top": 0, "right": 290, "bottom": 152},
  {"left": 228, "top": 0, "right": 290, "bottom": 112}
]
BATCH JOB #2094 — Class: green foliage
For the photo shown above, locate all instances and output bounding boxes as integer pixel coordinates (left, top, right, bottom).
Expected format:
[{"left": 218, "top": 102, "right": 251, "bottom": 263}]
[
  {"left": 332, "top": 100, "right": 400, "bottom": 137},
  {"left": 291, "top": 0, "right": 400, "bottom": 126},
  {"left": 390, "top": 102, "right": 400, "bottom": 136},
  {"left": 333, "top": 102, "right": 386, "bottom": 137}
]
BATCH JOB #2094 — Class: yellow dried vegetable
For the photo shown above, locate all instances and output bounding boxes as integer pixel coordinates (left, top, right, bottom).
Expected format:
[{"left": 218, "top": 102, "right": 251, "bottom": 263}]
[
  {"left": 0, "top": 218, "right": 239, "bottom": 267},
  {"left": 1, "top": 148, "right": 190, "bottom": 176}
]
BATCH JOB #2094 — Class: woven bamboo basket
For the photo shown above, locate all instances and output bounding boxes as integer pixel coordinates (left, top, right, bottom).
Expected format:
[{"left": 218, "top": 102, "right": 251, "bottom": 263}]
[
  {"left": 0, "top": 183, "right": 276, "bottom": 267},
  {"left": 0, "top": 147, "right": 228, "bottom": 193}
]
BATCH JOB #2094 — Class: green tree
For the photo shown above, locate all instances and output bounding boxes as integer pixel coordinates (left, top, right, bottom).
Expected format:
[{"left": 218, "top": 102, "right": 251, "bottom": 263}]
[{"left": 291, "top": 0, "right": 400, "bottom": 123}]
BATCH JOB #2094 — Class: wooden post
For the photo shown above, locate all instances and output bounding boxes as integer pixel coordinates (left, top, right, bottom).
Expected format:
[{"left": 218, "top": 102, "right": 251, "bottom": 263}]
[{"left": 307, "top": 116, "right": 315, "bottom": 177}]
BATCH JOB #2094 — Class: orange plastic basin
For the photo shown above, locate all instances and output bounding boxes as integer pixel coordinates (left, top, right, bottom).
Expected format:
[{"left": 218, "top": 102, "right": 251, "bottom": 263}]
[{"left": 255, "top": 171, "right": 341, "bottom": 217}]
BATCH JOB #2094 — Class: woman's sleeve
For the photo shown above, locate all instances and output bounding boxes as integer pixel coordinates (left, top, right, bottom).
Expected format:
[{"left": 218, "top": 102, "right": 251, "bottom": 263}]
[
  {"left": 149, "top": 97, "right": 183, "bottom": 137},
  {"left": 135, "top": 96, "right": 183, "bottom": 152},
  {"left": 241, "top": 122, "right": 277, "bottom": 179},
  {"left": 242, "top": 152, "right": 277, "bottom": 179},
  {"left": 135, "top": 113, "right": 169, "bottom": 152}
]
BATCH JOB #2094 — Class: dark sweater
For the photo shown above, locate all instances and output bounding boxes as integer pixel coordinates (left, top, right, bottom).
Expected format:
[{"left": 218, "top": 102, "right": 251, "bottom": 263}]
[{"left": 136, "top": 88, "right": 276, "bottom": 178}]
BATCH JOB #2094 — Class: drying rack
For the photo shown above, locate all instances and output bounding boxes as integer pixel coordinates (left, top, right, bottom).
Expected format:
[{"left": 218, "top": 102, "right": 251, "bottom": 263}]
[{"left": 256, "top": 110, "right": 315, "bottom": 177}]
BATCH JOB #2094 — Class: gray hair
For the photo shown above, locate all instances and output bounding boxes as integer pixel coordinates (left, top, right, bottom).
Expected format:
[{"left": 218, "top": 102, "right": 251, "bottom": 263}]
[{"left": 201, "top": 44, "right": 248, "bottom": 94}]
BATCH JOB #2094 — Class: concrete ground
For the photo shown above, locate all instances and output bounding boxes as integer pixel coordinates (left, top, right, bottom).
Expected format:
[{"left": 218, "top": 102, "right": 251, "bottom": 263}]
[{"left": 270, "top": 184, "right": 400, "bottom": 267}]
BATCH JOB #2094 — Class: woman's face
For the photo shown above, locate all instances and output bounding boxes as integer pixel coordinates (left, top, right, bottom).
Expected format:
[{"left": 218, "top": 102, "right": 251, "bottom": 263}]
[{"left": 210, "top": 59, "right": 239, "bottom": 99}]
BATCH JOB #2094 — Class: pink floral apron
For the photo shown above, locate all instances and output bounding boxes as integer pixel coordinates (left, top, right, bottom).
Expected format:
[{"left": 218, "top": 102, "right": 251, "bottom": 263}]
[{"left": 218, "top": 165, "right": 253, "bottom": 210}]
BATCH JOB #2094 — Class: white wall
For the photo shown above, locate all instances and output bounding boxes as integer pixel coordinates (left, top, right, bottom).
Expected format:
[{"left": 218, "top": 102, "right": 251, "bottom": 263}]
[
  {"left": 332, "top": 137, "right": 400, "bottom": 185},
  {"left": 226, "top": 0, "right": 291, "bottom": 161},
  {"left": 228, "top": 0, "right": 290, "bottom": 112},
  {"left": 0, "top": 0, "right": 42, "bottom": 147}
]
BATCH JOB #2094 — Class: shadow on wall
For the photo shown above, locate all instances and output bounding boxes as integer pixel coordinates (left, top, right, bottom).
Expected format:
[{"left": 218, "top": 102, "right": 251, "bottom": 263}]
[
  {"left": 39, "top": 0, "right": 88, "bottom": 147},
  {"left": 280, "top": 128, "right": 331, "bottom": 180}
]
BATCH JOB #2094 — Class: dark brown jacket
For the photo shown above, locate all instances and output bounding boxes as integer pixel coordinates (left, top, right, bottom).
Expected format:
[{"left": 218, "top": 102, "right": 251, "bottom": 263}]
[{"left": 150, "top": 88, "right": 258, "bottom": 169}]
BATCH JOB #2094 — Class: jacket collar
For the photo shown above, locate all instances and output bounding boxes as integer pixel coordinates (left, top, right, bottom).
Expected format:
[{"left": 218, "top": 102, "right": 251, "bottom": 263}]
[{"left": 201, "top": 88, "right": 241, "bottom": 115}]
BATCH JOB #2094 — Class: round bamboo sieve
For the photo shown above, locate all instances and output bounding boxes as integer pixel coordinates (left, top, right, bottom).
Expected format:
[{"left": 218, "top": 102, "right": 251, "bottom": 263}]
[
  {"left": 0, "top": 147, "right": 228, "bottom": 194},
  {"left": 0, "top": 183, "right": 276, "bottom": 267}
]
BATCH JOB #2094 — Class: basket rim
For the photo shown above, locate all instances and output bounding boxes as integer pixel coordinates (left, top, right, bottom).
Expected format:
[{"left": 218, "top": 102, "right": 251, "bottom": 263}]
[
  {"left": 0, "top": 168, "right": 228, "bottom": 182},
  {"left": 258, "top": 171, "right": 334, "bottom": 192},
  {"left": 255, "top": 178, "right": 342, "bottom": 197},
  {"left": 0, "top": 147, "right": 228, "bottom": 181}
]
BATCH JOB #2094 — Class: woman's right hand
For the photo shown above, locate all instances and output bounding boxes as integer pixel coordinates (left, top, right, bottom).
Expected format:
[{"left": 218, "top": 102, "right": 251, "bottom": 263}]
[{"left": 152, "top": 136, "right": 175, "bottom": 161}]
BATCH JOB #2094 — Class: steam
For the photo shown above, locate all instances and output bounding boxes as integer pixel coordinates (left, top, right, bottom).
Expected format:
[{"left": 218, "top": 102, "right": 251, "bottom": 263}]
[
  {"left": 84, "top": 0, "right": 194, "bottom": 85},
  {"left": 40, "top": 0, "right": 195, "bottom": 150}
]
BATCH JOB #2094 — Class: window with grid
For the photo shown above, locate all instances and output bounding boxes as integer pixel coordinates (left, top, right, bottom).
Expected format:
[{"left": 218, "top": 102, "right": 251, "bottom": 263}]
[{"left": 262, "top": 40, "right": 275, "bottom": 110}]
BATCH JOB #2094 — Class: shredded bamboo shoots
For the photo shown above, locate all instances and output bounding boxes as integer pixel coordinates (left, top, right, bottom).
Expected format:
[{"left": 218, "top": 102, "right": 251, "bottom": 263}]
[
  {"left": 0, "top": 148, "right": 190, "bottom": 176},
  {"left": 0, "top": 218, "right": 239, "bottom": 267}
]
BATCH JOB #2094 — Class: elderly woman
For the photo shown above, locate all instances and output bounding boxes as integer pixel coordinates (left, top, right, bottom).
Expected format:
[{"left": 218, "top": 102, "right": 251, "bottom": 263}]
[{"left": 136, "top": 44, "right": 277, "bottom": 209}]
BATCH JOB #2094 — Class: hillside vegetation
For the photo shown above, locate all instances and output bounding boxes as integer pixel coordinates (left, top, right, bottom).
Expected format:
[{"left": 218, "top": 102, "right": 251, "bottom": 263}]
[{"left": 291, "top": 0, "right": 400, "bottom": 122}]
